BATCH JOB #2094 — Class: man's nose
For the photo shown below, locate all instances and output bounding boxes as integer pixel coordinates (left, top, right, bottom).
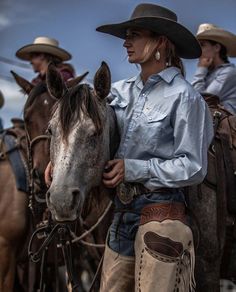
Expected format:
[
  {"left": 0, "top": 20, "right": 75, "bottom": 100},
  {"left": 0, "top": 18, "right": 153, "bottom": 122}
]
[{"left": 123, "top": 39, "right": 131, "bottom": 48}]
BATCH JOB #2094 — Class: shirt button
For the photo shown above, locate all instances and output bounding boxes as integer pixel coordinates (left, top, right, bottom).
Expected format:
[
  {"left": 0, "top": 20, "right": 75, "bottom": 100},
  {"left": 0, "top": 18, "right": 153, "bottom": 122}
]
[{"left": 149, "top": 117, "right": 152, "bottom": 121}]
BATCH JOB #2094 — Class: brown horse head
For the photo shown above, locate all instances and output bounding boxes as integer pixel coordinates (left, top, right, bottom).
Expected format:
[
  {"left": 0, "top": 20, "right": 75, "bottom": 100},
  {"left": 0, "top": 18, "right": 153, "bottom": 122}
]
[{"left": 11, "top": 70, "right": 88, "bottom": 197}]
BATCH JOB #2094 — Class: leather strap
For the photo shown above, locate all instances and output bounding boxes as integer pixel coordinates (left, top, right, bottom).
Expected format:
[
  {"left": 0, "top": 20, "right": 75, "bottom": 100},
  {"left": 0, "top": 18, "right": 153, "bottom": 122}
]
[
  {"left": 140, "top": 202, "right": 187, "bottom": 225},
  {"left": 117, "top": 182, "right": 178, "bottom": 205}
]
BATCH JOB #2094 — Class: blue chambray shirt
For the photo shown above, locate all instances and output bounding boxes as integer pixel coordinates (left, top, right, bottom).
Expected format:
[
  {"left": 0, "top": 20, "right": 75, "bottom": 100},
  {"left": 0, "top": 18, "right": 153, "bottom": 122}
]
[
  {"left": 192, "top": 63, "right": 236, "bottom": 114},
  {"left": 109, "top": 67, "right": 214, "bottom": 190}
]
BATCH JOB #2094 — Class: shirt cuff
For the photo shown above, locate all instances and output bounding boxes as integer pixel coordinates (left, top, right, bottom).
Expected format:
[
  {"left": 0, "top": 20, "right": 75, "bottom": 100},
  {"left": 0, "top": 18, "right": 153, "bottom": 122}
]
[
  {"left": 124, "top": 159, "right": 150, "bottom": 182},
  {"left": 195, "top": 66, "right": 208, "bottom": 76}
]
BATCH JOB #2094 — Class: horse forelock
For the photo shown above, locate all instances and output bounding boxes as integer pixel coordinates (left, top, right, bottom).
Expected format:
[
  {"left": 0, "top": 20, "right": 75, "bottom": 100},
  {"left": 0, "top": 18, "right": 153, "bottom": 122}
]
[
  {"left": 58, "top": 84, "right": 104, "bottom": 141},
  {"left": 24, "top": 82, "right": 47, "bottom": 112}
]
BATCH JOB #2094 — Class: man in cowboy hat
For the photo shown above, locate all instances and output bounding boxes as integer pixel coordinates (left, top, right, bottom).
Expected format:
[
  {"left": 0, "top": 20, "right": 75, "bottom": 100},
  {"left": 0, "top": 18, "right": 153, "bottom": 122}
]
[
  {"left": 0, "top": 90, "right": 4, "bottom": 130},
  {"left": 16, "top": 36, "right": 75, "bottom": 84},
  {"left": 192, "top": 24, "right": 236, "bottom": 114}
]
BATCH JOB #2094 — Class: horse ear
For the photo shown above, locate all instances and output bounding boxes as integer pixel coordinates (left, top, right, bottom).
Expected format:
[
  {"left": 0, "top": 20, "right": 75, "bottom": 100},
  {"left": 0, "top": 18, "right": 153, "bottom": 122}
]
[
  {"left": 46, "top": 63, "right": 66, "bottom": 99},
  {"left": 94, "top": 61, "right": 111, "bottom": 99},
  {"left": 11, "top": 71, "right": 34, "bottom": 94},
  {"left": 66, "top": 71, "right": 89, "bottom": 88}
]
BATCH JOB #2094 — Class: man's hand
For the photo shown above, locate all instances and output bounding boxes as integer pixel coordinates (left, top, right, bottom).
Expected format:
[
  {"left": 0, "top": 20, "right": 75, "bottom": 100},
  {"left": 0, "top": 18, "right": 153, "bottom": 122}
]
[
  {"left": 198, "top": 57, "right": 213, "bottom": 68},
  {"left": 103, "top": 159, "right": 125, "bottom": 188},
  {"left": 44, "top": 161, "right": 53, "bottom": 187}
]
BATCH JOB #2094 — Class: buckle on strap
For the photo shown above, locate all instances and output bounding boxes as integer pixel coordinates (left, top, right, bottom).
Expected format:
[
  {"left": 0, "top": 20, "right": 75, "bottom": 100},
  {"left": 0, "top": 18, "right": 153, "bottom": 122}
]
[{"left": 116, "top": 182, "right": 138, "bottom": 205}]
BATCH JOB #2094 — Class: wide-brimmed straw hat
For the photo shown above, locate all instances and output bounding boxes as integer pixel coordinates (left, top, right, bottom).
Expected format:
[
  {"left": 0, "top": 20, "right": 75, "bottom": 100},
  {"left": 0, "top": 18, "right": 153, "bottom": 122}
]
[
  {"left": 16, "top": 37, "right": 71, "bottom": 61},
  {"left": 96, "top": 3, "right": 201, "bottom": 59},
  {"left": 196, "top": 23, "right": 236, "bottom": 57}
]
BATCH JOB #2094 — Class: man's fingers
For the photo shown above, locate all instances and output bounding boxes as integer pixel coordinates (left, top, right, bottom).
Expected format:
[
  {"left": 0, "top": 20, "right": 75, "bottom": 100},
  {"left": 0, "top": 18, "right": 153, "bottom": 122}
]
[
  {"left": 103, "top": 176, "right": 122, "bottom": 188},
  {"left": 105, "top": 159, "right": 119, "bottom": 168}
]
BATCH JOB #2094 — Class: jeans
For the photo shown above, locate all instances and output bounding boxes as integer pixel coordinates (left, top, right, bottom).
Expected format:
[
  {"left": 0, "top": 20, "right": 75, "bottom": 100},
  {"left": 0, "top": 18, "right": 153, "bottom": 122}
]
[{"left": 109, "top": 190, "right": 185, "bottom": 256}]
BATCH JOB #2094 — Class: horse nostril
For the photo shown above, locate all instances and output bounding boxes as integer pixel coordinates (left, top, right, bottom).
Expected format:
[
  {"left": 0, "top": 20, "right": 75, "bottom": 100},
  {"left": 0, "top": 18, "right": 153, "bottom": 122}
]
[{"left": 71, "top": 189, "right": 80, "bottom": 208}]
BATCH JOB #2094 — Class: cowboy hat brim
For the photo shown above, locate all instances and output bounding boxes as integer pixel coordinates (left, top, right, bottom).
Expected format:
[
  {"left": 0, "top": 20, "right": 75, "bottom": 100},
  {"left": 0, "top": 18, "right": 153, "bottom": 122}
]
[
  {"left": 197, "top": 30, "right": 236, "bottom": 57},
  {"left": 96, "top": 17, "right": 201, "bottom": 59},
  {"left": 16, "top": 44, "right": 71, "bottom": 61}
]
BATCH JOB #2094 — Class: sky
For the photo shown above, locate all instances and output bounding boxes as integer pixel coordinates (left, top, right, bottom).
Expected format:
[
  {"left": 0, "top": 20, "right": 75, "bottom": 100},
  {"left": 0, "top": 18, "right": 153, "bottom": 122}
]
[{"left": 1, "top": 0, "right": 236, "bottom": 127}]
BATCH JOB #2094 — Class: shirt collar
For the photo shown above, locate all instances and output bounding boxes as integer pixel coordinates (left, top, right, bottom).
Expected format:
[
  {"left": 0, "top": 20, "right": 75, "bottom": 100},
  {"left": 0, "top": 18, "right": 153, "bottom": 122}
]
[
  {"left": 216, "top": 63, "right": 234, "bottom": 69},
  {"left": 126, "top": 67, "right": 181, "bottom": 86}
]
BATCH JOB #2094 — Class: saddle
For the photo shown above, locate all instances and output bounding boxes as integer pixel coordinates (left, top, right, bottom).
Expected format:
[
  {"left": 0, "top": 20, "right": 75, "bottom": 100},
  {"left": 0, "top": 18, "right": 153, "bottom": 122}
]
[{"left": 203, "top": 93, "right": 236, "bottom": 214}]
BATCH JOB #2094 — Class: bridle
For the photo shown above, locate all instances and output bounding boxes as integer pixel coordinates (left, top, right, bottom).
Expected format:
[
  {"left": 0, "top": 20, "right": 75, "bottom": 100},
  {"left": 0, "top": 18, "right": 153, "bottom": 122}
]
[{"left": 25, "top": 126, "right": 50, "bottom": 214}]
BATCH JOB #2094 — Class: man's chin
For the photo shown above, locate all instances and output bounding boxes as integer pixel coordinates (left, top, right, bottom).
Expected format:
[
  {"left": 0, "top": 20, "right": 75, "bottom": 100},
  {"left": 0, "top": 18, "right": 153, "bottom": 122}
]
[{"left": 128, "top": 58, "right": 136, "bottom": 64}]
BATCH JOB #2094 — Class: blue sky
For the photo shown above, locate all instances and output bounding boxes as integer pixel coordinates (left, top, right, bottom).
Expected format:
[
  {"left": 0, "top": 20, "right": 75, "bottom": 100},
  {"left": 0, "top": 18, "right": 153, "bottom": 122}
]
[{"left": 1, "top": 0, "right": 236, "bottom": 127}]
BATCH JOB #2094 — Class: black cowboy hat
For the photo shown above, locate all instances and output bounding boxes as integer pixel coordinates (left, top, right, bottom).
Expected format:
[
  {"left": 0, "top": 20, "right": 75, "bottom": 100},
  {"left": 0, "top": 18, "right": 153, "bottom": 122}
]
[{"left": 96, "top": 3, "right": 201, "bottom": 59}]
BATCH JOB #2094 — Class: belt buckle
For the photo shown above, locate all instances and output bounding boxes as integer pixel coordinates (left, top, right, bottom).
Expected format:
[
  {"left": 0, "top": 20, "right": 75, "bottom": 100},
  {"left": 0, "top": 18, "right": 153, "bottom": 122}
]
[{"left": 117, "top": 182, "right": 136, "bottom": 204}]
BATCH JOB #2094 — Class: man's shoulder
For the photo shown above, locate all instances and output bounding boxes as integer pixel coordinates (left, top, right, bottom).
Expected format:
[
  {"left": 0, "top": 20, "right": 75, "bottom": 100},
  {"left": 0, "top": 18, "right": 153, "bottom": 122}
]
[{"left": 218, "top": 63, "right": 236, "bottom": 75}]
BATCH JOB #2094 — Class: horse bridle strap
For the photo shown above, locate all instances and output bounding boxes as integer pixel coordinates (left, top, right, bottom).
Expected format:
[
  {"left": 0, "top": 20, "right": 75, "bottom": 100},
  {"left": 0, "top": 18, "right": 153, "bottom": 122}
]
[
  {"left": 30, "top": 134, "right": 50, "bottom": 149},
  {"left": 70, "top": 200, "right": 112, "bottom": 245}
]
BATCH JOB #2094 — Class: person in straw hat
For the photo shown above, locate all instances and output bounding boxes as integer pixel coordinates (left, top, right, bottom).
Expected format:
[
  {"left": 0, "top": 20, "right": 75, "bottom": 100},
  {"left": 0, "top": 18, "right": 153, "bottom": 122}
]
[
  {"left": 192, "top": 24, "right": 236, "bottom": 114},
  {"left": 16, "top": 36, "right": 75, "bottom": 84},
  {"left": 96, "top": 3, "right": 213, "bottom": 291},
  {"left": 0, "top": 90, "right": 4, "bottom": 131}
]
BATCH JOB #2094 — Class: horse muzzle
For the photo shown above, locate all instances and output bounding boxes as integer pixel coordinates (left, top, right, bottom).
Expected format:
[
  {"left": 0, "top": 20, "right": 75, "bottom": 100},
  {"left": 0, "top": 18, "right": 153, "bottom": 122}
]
[{"left": 46, "top": 186, "right": 83, "bottom": 222}]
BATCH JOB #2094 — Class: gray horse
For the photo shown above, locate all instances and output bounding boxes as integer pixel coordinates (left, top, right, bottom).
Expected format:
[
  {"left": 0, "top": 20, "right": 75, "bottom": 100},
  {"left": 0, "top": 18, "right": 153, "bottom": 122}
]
[{"left": 46, "top": 61, "right": 118, "bottom": 224}]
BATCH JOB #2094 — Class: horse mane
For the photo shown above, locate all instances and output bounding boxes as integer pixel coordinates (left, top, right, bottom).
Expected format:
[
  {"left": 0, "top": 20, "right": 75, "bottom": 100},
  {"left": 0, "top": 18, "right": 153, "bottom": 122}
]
[
  {"left": 58, "top": 84, "right": 103, "bottom": 141},
  {"left": 24, "top": 82, "right": 47, "bottom": 112}
]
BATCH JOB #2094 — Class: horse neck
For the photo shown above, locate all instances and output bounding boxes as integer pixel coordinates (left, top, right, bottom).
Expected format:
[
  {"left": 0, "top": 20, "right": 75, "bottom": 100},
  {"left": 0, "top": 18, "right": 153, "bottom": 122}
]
[{"left": 82, "top": 184, "right": 114, "bottom": 227}]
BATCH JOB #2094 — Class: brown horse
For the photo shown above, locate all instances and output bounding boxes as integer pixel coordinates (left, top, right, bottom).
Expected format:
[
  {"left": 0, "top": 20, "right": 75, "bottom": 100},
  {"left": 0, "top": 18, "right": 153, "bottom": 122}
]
[
  {"left": 0, "top": 120, "right": 29, "bottom": 292},
  {"left": 12, "top": 69, "right": 111, "bottom": 290},
  {"left": 188, "top": 94, "right": 236, "bottom": 291}
]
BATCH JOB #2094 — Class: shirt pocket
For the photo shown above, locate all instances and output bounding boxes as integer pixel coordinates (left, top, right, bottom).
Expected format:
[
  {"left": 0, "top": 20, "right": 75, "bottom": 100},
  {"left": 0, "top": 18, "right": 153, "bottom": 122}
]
[
  {"left": 140, "top": 110, "right": 169, "bottom": 148},
  {"left": 111, "top": 100, "right": 128, "bottom": 133}
]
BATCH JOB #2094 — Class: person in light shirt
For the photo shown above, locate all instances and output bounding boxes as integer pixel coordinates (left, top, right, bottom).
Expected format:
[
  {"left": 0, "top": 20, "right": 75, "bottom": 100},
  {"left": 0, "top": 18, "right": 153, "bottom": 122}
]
[
  {"left": 192, "top": 23, "right": 236, "bottom": 114},
  {"left": 95, "top": 3, "right": 214, "bottom": 291}
]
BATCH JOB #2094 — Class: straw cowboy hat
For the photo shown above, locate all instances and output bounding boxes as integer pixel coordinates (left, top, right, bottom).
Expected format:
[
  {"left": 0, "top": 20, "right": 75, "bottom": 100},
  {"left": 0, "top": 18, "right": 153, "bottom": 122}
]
[
  {"left": 196, "top": 23, "right": 236, "bottom": 57},
  {"left": 16, "top": 36, "right": 71, "bottom": 61},
  {"left": 0, "top": 90, "right": 4, "bottom": 109},
  {"left": 96, "top": 3, "right": 201, "bottom": 59}
]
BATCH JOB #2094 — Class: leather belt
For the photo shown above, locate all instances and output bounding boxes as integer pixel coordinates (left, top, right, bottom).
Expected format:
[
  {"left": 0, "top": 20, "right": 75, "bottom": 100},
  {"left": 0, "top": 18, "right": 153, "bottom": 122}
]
[{"left": 116, "top": 182, "right": 179, "bottom": 205}]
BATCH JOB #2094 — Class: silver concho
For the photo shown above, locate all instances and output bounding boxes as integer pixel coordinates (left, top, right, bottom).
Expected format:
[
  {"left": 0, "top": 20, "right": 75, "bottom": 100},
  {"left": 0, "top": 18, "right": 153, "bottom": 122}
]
[{"left": 116, "top": 182, "right": 136, "bottom": 204}]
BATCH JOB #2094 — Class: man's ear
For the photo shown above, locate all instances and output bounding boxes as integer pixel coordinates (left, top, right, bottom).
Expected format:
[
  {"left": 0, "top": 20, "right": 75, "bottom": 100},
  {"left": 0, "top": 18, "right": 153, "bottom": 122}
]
[
  {"left": 156, "top": 36, "right": 169, "bottom": 50},
  {"left": 214, "top": 43, "right": 221, "bottom": 53}
]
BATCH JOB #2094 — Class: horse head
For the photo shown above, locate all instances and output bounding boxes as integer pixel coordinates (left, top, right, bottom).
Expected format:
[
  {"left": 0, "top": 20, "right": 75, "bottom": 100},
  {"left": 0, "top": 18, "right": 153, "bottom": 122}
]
[
  {"left": 46, "top": 62, "right": 117, "bottom": 222},
  {"left": 11, "top": 70, "right": 88, "bottom": 200}
]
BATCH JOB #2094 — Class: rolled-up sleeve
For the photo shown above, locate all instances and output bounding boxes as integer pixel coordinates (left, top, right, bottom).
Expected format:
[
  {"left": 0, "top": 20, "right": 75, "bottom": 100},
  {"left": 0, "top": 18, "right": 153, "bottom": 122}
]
[
  {"left": 192, "top": 66, "right": 231, "bottom": 101},
  {"left": 124, "top": 93, "right": 214, "bottom": 189},
  {"left": 192, "top": 67, "right": 208, "bottom": 92}
]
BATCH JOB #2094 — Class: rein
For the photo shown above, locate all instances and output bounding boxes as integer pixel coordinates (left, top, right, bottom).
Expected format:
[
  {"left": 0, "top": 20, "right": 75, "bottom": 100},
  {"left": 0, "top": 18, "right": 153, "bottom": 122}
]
[
  {"left": 28, "top": 200, "right": 112, "bottom": 291},
  {"left": 25, "top": 129, "right": 50, "bottom": 215}
]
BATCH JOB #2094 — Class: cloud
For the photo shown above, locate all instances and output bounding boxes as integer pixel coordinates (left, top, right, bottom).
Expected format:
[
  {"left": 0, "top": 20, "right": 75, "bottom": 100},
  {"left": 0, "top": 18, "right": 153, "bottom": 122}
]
[
  {"left": 0, "top": 14, "right": 11, "bottom": 29},
  {"left": 0, "top": 0, "right": 50, "bottom": 31},
  {"left": 0, "top": 79, "right": 25, "bottom": 128},
  {"left": 0, "top": 79, "right": 23, "bottom": 99}
]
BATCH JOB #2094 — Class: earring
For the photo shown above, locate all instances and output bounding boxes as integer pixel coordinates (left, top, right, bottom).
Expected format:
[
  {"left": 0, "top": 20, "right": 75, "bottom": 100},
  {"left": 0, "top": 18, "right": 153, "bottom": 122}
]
[{"left": 155, "top": 50, "right": 161, "bottom": 61}]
